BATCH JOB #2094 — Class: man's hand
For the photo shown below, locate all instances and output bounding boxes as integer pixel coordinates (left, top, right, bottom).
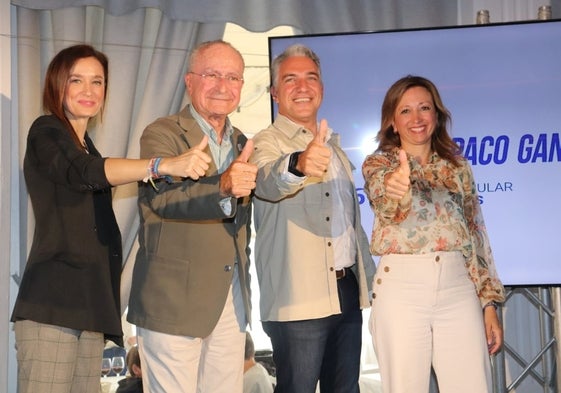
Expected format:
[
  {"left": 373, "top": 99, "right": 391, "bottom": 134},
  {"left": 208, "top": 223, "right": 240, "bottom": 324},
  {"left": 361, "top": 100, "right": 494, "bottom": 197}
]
[
  {"left": 296, "top": 119, "right": 332, "bottom": 178},
  {"left": 384, "top": 149, "right": 410, "bottom": 200},
  {"left": 220, "top": 139, "right": 257, "bottom": 198}
]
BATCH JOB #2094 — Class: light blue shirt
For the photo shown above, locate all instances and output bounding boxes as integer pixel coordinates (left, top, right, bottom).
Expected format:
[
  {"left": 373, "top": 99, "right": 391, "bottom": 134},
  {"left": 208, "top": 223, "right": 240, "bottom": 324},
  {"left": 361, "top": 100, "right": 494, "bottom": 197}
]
[
  {"left": 189, "top": 104, "right": 235, "bottom": 172},
  {"left": 189, "top": 104, "right": 235, "bottom": 215},
  {"left": 282, "top": 124, "right": 357, "bottom": 271}
]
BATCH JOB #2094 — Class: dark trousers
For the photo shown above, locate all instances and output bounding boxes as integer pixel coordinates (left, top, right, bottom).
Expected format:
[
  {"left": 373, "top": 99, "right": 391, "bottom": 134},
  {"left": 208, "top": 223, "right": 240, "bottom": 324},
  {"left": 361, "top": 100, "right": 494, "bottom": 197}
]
[{"left": 263, "top": 269, "right": 362, "bottom": 393}]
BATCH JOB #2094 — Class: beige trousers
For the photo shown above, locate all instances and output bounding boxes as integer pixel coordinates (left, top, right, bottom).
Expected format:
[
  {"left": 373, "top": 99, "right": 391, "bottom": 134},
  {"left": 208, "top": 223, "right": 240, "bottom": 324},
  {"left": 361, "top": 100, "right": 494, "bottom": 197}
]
[
  {"left": 138, "top": 276, "right": 246, "bottom": 393},
  {"left": 370, "top": 251, "right": 492, "bottom": 393}
]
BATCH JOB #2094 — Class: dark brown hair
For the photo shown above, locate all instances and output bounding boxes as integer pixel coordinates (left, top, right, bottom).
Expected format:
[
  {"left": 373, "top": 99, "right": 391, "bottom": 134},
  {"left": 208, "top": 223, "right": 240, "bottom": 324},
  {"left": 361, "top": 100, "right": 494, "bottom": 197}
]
[
  {"left": 126, "top": 345, "right": 141, "bottom": 377},
  {"left": 42, "top": 44, "right": 108, "bottom": 148},
  {"left": 376, "top": 75, "right": 461, "bottom": 167}
]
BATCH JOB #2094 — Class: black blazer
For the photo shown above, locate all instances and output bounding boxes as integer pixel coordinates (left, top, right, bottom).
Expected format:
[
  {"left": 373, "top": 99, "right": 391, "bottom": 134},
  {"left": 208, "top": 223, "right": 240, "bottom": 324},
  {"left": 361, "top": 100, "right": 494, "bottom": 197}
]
[{"left": 11, "top": 115, "right": 123, "bottom": 345}]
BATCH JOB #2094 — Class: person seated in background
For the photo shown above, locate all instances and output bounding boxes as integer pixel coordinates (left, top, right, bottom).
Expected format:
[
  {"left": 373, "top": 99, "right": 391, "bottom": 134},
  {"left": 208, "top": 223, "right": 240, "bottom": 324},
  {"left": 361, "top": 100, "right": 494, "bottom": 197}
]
[
  {"left": 244, "top": 332, "right": 273, "bottom": 393},
  {"left": 115, "top": 346, "right": 143, "bottom": 393}
]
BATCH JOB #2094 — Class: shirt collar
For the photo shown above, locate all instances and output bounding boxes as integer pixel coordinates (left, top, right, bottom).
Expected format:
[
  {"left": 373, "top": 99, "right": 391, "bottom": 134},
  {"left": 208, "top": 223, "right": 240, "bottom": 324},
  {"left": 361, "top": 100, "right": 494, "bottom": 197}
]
[
  {"left": 189, "top": 104, "right": 234, "bottom": 143},
  {"left": 272, "top": 114, "right": 333, "bottom": 141}
]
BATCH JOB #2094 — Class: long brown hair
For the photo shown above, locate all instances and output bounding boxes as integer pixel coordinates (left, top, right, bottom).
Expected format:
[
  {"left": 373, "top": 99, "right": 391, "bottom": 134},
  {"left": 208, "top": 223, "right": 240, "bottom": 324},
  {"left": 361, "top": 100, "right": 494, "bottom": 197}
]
[
  {"left": 42, "top": 44, "right": 108, "bottom": 148},
  {"left": 376, "top": 75, "right": 461, "bottom": 167}
]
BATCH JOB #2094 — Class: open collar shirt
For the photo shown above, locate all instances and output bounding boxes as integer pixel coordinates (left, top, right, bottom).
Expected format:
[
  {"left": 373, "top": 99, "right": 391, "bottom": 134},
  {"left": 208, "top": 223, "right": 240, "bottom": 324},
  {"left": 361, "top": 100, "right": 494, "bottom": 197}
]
[{"left": 251, "top": 114, "right": 375, "bottom": 322}]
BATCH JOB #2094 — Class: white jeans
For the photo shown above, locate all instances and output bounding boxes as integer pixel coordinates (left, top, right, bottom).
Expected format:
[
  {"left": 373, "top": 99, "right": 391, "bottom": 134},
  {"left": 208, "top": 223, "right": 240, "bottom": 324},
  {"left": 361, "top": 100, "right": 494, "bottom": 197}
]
[
  {"left": 370, "top": 251, "right": 492, "bottom": 393},
  {"left": 138, "top": 275, "right": 246, "bottom": 393}
]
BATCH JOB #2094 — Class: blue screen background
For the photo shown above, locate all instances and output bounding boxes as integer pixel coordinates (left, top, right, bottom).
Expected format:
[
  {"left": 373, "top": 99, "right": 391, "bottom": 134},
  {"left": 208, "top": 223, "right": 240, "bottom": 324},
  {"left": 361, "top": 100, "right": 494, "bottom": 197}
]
[{"left": 269, "top": 20, "right": 561, "bottom": 286}]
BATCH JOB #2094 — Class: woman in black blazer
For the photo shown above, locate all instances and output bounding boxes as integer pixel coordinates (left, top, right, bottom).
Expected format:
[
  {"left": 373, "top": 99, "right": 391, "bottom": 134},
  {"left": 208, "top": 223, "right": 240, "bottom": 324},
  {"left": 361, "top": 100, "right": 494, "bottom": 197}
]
[{"left": 11, "top": 44, "right": 211, "bottom": 393}]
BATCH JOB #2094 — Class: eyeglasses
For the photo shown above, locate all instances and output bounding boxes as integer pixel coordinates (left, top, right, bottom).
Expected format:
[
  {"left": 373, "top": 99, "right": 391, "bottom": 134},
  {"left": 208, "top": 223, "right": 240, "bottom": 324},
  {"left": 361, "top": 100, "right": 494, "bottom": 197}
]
[{"left": 189, "top": 71, "right": 244, "bottom": 85}]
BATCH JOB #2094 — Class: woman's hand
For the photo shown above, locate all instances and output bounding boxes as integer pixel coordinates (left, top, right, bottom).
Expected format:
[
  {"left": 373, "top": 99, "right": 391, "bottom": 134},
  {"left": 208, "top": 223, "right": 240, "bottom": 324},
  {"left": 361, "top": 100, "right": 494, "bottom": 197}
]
[
  {"left": 160, "top": 135, "right": 212, "bottom": 180},
  {"left": 384, "top": 149, "right": 410, "bottom": 200},
  {"left": 484, "top": 305, "right": 503, "bottom": 355}
]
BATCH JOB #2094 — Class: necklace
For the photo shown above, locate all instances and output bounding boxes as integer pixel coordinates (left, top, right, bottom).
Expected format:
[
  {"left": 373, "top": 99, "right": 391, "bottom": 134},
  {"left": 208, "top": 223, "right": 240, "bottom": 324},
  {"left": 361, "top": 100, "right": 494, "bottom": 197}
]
[{"left": 81, "top": 139, "right": 89, "bottom": 154}]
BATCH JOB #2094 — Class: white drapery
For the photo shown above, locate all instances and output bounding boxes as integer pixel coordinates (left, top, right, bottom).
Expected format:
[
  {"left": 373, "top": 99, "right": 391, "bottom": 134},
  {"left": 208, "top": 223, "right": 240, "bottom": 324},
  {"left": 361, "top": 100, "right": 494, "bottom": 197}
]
[
  {"left": 14, "top": 5, "right": 229, "bottom": 311},
  {"left": 4, "top": 6, "right": 232, "bottom": 391},
  {"left": 12, "top": 0, "right": 459, "bottom": 33}
]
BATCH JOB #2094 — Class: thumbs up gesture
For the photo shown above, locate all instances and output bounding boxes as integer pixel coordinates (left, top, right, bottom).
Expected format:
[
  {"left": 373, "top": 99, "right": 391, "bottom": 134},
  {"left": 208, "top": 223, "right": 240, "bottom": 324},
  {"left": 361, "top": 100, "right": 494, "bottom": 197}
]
[
  {"left": 295, "top": 119, "right": 332, "bottom": 178},
  {"left": 384, "top": 149, "right": 411, "bottom": 201},
  {"left": 159, "top": 135, "right": 212, "bottom": 180},
  {"left": 220, "top": 139, "right": 258, "bottom": 198}
]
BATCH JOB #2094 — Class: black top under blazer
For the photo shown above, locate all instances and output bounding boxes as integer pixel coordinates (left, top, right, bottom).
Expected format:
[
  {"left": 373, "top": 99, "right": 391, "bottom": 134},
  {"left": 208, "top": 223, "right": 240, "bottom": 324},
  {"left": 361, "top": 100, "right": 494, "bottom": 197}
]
[{"left": 11, "top": 115, "right": 123, "bottom": 345}]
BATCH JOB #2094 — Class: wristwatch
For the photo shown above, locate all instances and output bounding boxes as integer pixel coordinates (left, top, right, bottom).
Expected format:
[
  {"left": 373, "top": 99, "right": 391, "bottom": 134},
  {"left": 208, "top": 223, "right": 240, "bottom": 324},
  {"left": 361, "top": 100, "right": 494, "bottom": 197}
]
[{"left": 288, "top": 152, "right": 305, "bottom": 177}]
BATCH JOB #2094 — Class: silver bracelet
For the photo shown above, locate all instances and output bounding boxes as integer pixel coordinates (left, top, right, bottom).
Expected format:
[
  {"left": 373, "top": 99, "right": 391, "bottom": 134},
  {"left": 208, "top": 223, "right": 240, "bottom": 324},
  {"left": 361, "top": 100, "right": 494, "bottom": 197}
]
[{"left": 483, "top": 301, "right": 498, "bottom": 310}]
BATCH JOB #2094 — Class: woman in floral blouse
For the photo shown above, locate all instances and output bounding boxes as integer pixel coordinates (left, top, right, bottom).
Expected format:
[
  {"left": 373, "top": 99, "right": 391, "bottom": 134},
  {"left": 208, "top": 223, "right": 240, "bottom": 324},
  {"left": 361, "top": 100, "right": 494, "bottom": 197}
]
[{"left": 362, "top": 75, "right": 505, "bottom": 393}]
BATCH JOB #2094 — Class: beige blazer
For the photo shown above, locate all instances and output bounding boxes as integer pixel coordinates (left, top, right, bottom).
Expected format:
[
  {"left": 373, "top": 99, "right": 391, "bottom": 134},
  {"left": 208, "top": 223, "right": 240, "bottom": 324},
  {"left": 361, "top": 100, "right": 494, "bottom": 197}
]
[{"left": 127, "top": 106, "right": 252, "bottom": 338}]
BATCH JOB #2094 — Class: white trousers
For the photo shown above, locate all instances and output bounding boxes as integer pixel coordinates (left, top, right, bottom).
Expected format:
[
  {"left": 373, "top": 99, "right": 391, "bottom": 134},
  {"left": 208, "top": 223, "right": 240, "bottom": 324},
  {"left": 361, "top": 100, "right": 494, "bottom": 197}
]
[
  {"left": 138, "top": 274, "right": 246, "bottom": 393},
  {"left": 370, "top": 251, "right": 492, "bottom": 393}
]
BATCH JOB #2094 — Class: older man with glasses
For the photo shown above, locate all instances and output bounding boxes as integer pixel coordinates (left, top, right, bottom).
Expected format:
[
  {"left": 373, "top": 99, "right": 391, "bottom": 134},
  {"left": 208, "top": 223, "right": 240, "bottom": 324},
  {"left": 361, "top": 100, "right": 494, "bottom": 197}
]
[{"left": 127, "top": 40, "right": 257, "bottom": 393}]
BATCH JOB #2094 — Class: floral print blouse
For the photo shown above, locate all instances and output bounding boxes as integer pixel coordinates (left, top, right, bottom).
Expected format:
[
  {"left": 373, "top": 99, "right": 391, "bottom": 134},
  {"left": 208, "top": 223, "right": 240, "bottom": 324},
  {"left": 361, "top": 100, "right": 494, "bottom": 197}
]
[{"left": 362, "top": 147, "right": 505, "bottom": 306}]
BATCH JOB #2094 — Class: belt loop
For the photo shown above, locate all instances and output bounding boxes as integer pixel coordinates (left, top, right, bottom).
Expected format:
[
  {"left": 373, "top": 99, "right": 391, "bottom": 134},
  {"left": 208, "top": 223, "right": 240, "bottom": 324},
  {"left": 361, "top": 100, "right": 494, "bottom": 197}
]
[
  {"left": 336, "top": 268, "right": 347, "bottom": 280},
  {"left": 336, "top": 265, "right": 355, "bottom": 280}
]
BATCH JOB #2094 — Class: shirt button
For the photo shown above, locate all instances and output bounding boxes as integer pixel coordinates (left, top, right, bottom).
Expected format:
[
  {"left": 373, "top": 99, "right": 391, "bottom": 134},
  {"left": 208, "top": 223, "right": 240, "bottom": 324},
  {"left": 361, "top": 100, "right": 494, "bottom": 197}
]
[
  {"left": 372, "top": 293, "right": 377, "bottom": 299},
  {"left": 376, "top": 278, "right": 382, "bottom": 284},
  {"left": 384, "top": 266, "right": 390, "bottom": 272},
  {"left": 435, "top": 256, "right": 440, "bottom": 262}
]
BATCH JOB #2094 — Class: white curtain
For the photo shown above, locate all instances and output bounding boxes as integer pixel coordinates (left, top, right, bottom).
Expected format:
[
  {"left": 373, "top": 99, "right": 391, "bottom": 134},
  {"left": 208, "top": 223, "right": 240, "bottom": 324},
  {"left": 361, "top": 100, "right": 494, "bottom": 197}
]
[
  {"left": 5, "top": 7, "right": 228, "bottom": 391},
  {"left": 12, "top": 0, "right": 459, "bottom": 33},
  {"left": 14, "top": 5, "right": 227, "bottom": 307}
]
